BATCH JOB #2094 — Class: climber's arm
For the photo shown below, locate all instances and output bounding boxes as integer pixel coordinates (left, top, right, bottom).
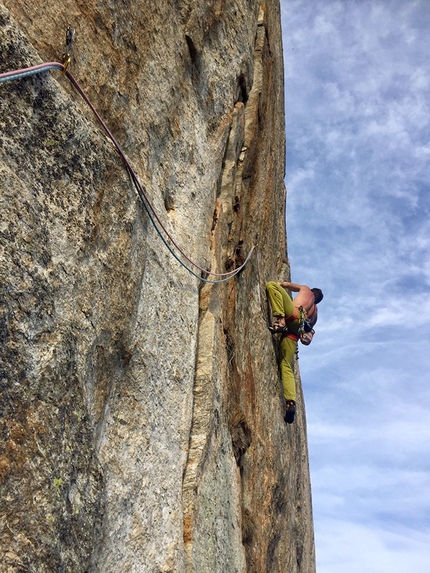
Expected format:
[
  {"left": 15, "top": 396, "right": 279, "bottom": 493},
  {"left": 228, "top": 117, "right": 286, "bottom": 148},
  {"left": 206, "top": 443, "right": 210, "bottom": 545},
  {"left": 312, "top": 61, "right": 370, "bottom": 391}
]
[
  {"left": 278, "top": 281, "right": 301, "bottom": 292},
  {"left": 279, "top": 282, "right": 315, "bottom": 314}
]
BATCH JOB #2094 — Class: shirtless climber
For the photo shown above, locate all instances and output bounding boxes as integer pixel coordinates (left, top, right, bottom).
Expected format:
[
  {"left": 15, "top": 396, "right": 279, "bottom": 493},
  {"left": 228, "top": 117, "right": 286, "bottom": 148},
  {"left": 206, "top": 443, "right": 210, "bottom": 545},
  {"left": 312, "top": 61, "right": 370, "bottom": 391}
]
[{"left": 266, "top": 281, "right": 324, "bottom": 424}]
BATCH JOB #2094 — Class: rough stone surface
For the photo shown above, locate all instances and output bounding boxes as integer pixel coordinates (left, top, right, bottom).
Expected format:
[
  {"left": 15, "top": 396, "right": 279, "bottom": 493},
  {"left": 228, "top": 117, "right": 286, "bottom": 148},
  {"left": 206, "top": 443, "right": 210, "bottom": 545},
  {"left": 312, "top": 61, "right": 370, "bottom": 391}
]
[{"left": 0, "top": 1, "right": 315, "bottom": 572}]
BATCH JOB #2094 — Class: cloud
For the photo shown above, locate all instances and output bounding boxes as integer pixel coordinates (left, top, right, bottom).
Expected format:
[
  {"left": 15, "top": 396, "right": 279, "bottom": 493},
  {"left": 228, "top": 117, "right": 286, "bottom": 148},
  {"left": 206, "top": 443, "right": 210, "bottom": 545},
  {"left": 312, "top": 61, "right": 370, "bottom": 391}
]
[
  {"left": 281, "top": 5, "right": 430, "bottom": 569},
  {"left": 315, "top": 518, "right": 430, "bottom": 573}
]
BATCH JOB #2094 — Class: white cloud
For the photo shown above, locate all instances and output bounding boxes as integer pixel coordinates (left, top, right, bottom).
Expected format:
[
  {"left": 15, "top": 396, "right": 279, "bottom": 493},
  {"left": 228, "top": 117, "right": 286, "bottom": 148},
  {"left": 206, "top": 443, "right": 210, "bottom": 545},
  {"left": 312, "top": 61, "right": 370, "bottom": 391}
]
[
  {"left": 281, "top": 3, "right": 430, "bottom": 570},
  {"left": 316, "top": 519, "right": 430, "bottom": 573}
]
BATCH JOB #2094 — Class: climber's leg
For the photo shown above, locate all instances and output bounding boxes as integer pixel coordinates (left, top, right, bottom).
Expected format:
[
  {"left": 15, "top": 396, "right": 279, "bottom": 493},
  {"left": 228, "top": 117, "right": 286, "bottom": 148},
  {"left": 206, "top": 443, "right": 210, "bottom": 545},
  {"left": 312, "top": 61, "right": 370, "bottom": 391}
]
[
  {"left": 266, "top": 281, "right": 295, "bottom": 321},
  {"left": 279, "top": 335, "right": 297, "bottom": 402}
]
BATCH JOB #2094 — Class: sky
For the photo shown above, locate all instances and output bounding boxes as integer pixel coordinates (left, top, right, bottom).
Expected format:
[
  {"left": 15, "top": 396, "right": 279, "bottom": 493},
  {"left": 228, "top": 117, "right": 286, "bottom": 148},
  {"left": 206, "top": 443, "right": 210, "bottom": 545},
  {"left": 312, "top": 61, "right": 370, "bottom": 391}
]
[{"left": 280, "top": 1, "right": 430, "bottom": 572}]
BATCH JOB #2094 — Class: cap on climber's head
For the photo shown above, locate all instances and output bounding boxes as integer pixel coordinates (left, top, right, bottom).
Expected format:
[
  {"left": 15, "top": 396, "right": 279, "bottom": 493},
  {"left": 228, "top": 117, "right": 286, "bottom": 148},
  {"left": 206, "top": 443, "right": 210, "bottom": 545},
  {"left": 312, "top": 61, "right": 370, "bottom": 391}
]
[{"left": 311, "top": 288, "right": 324, "bottom": 304}]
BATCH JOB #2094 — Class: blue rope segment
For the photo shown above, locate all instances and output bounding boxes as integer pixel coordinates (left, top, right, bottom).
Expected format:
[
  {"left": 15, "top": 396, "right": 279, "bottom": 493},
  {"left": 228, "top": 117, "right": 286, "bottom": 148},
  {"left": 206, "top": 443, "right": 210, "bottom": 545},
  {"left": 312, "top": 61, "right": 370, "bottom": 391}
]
[{"left": 0, "top": 62, "right": 63, "bottom": 83}]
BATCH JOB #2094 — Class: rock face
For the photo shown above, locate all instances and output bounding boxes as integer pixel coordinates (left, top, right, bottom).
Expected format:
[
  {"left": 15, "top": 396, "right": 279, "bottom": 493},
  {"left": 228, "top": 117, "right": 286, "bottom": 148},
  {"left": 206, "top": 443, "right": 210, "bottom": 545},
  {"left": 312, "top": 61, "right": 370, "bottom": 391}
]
[{"left": 0, "top": 1, "right": 315, "bottom": 572}]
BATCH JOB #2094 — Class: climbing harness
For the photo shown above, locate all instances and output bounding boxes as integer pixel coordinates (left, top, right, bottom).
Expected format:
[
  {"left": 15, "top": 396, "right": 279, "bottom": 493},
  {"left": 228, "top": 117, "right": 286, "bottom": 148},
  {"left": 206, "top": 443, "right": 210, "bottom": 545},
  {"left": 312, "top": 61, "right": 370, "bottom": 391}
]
[{"left": 0, "top": 28, "right": 255, "bottom": 284}]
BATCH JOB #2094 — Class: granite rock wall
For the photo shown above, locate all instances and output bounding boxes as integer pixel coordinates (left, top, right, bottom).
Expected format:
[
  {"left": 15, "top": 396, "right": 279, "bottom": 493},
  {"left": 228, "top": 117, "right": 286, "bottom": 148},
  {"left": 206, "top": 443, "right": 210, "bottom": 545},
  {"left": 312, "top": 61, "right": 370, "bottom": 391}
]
[{"left": 0, "top": 1, "right": 315, "bottom": 571}]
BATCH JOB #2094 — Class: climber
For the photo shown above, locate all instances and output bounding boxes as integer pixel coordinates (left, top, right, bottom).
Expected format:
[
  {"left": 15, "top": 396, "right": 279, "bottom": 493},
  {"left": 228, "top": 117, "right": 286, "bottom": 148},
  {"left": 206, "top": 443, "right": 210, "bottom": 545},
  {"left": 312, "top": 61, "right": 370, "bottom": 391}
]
[{"left": 266, "top": 281, "right": 324, "bottom": 424}]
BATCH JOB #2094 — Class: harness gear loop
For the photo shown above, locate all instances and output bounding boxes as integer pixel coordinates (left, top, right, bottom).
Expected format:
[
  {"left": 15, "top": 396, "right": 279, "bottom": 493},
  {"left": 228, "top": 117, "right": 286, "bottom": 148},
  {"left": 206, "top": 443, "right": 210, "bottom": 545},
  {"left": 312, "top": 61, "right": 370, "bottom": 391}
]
[
  {"left": 298, "top": 306, "right": 313, "bottom": 334},
  {"left": 298, "top": 306, "right": 307, "bottom": 334},
  {"left": 297, "top": 305, "right": 315, "bottom": 346}
]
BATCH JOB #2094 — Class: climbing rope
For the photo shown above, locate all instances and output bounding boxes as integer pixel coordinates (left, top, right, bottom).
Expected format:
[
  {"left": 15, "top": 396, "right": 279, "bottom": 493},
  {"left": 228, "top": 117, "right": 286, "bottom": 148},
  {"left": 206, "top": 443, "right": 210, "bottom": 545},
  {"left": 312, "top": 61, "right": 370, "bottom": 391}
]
[
  {"left": 0, "top": 36, "right": 255, "bottom": 284},
  {"left": 0, "top": 61, "right": 64, "bottom": 82}
]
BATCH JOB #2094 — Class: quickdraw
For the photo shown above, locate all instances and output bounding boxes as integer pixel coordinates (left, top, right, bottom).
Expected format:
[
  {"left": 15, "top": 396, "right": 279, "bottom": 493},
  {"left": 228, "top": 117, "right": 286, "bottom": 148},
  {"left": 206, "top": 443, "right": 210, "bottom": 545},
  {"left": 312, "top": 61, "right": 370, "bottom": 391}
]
[{"left": 61, "top": 26, "right": 75, "bottom": 72}]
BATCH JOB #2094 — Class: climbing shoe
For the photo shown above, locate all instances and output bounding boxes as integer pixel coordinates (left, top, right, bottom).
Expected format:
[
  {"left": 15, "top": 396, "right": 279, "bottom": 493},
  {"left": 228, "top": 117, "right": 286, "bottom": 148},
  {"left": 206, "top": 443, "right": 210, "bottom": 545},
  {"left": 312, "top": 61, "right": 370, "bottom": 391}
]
[
  {"left": 284, "top": 400, "right": 296, "bottom": 424},
  {"left": 268, "top": 324, "right": 289, "bottom": 335}
]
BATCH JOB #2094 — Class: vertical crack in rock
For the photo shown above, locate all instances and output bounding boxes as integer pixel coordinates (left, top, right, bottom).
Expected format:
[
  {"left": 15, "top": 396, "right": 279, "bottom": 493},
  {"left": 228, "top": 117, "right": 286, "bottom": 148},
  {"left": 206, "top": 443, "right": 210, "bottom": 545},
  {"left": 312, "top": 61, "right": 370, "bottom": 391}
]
[
  {"left": 181, "top": 8, "right": 266, "bottom": 572},
  {"left": 181, "top": 301, "right": 217, "bottom": 568},
  {"left": 181, "top": 108, "right": 247, "bottom": 571},
  {"left": 181, "top": 2, "right": 316, "bottom": 572}
]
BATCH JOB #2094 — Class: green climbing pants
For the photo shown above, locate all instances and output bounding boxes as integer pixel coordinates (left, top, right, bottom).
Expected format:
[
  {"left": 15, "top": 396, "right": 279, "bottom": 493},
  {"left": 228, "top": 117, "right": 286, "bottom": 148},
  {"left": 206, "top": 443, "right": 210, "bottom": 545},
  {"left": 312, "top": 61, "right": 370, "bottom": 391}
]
[{"left": 266, "top": 281, "right": 300, "bottom": 402}]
